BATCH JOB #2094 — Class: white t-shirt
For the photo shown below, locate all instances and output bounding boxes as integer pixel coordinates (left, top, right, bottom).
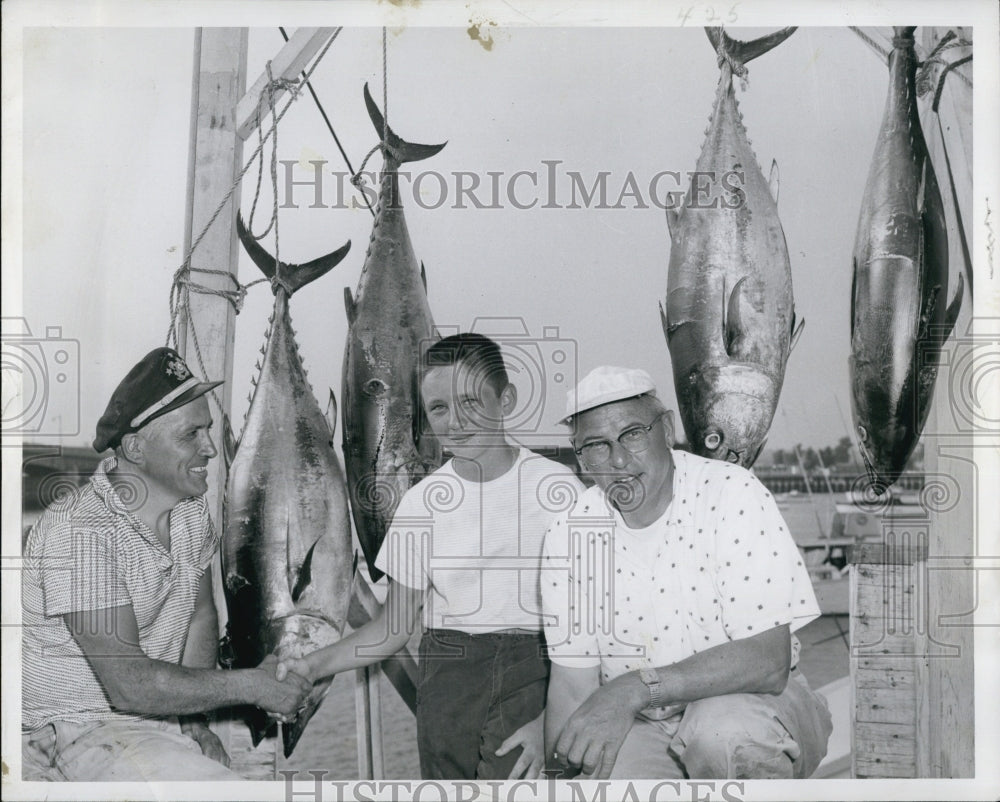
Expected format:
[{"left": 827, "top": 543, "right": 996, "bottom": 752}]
[
  {"left": 540, "top": 450, "right": 819, "bottom": 683},
  {"left": 375, "top": 447, "right": 586, "bottom": 633}
]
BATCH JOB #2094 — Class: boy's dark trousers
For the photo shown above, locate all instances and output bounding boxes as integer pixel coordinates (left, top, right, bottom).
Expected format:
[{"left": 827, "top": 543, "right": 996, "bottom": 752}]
[{"left": 416, "top": 629, "right": 549, "bottom": 779}]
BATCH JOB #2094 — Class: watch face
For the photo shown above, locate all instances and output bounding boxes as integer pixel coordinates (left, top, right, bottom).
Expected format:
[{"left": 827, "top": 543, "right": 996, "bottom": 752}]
[{"left": 639, "top": 668, "right": 658, "bottom": 685}]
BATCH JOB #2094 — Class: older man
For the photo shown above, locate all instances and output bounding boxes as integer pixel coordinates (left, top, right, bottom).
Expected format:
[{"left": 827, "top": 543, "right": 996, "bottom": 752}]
[
  {"left": 21, "top": 347, "right": 310, "bottom": 782},
  {"left": 541, "top": 366, "right": 831, "bottom": 779}
]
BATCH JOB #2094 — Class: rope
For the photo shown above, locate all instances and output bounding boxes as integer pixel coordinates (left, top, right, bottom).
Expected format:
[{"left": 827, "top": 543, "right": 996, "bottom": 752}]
[
  {"left": 936, "top": 112, "right": 974, "bottom": 300},
  {"left": 166, "top": 28, "right": 342, "bottom": 411},
  {"left": 352, "top": 28, "right": 391, "bottom": 192},
  {"left": 917, "top": 31, "right": 973, "bottom": 95},
  {"left": 278, "top": 27, "right": 376, "bottom": 217},
  {"left": 849, "top": 26, "right": 890, "bottom": 64}
]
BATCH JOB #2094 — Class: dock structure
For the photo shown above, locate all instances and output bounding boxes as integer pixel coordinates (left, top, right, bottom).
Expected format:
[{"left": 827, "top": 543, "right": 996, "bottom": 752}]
[
  {"left": 180, "top": 26, "right": 389, "bottom": 779},
  {"left": 176, "top": 25, "right": 979, "bottom": 782}
]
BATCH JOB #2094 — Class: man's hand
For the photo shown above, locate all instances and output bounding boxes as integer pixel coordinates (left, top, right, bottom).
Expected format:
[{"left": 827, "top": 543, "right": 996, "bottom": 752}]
[
  {"left": 275, "top": 656, "right": 313, "bottom": 684},
  {"left": 249, "top": 654, "right": 313, "bottom": 721},
  {"left": 496, "top": 712, "right": 545, "bottom": 779},
  {"left": 553, "top": 676, "right": 645, "bottom": 779},
  {"left": 180, "top": 719, "right": 231, "bottom": 767}
]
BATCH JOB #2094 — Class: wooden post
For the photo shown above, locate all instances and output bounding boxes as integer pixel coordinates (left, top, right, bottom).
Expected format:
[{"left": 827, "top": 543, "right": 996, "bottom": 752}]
[
  {"left": 176, "top": 26, "right": 267, "bottom": 778},
  {"left": 918, "top": 25, "right": 975, "bottom": 778},
  {"left": 354, "top": 665, "right": 386, "bottom": 779},
  {"left": 848, "top": 536, "right": 930, "bottom": 778}
]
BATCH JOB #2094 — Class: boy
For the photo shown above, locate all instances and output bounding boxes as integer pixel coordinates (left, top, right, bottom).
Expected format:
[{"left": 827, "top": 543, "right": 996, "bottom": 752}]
[{"left": 279, "top": 333, "right": 585, "bottom": 779}]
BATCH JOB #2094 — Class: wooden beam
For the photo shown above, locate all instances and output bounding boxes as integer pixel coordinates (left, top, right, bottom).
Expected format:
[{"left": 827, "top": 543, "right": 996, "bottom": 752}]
[
  {"left": 178, "top": 27, "right": 274, "bottom": 779},
  {"left": 235, "top": 27, "right": 337, "bottom": 140},
  {"left": 178, "top": 25, "right": 247, "bottom": 628}
]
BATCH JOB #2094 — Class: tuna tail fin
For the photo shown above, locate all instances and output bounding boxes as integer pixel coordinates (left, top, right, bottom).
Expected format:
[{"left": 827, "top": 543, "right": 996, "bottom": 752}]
[
  {"left": 364, "top": 83, "right": 447, "bottom": 164},
  {"left": 236, "top": 213, "right": 351, "bottom": 296},
  {"left": 705, "top": 26, "right": 797, "bottom": 70}
]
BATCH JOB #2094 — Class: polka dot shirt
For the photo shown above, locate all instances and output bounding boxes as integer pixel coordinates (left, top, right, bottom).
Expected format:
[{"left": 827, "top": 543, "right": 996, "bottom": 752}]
[{"left": 540, "top": 450, "right": 819, "bottom": 683}]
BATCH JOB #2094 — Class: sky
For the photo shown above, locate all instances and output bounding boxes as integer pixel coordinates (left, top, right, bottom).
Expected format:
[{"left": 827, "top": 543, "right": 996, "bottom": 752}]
[{"left": 4, "top": 5, "right": 983, "bottom": 461}]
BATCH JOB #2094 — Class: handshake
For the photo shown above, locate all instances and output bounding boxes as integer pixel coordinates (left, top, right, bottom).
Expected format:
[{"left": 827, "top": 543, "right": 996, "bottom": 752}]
[{"left": 249, "top": 654, "right": 316, "bottom": 722}]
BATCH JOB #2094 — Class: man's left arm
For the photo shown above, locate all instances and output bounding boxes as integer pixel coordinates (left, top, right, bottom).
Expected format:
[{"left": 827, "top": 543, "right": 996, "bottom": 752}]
[
  {"left": 178, "top": 564, "right": 230, "bottom": 767},
  {"left": 554, "top": 624, "right": 790, "bottom": 778}
]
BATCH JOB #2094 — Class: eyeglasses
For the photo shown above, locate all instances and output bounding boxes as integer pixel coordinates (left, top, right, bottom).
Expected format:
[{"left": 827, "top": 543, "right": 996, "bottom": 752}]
[{"left": 574, "top": 414, "right": 664, "bottom": 467}]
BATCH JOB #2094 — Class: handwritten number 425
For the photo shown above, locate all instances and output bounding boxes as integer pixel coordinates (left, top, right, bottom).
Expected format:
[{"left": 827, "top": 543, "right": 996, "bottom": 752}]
[{"left": 677, "top": 4, "right": 740, "bottom": 25}]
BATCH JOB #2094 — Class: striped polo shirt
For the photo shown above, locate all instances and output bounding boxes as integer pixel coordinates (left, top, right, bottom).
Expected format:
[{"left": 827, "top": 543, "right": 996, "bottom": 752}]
[{"left": 21, "top": 456, "right": 219, "bottom": 731}]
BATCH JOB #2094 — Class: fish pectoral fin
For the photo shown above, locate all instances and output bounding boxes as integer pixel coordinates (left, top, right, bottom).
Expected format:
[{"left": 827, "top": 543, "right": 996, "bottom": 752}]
[
  {"left": 942, "top": 272, "right": 964, "bottom": 342},
  {"left": 344, "top": 287, "right": 357, "bottom": 324},
  {"left": 325, "top": 389, "right": 338, "bottom": 440},
  {"left": 222, "top": 413, "right": 239, "bottom": 471},
  {"left": 850, "top": 258, "right": 858, "bottom": 341},
  {"left": 290, "top": 537, "right": 321, "bottom": 604},
  {"left": 659, "top": 302, "right": 670, "bottom": 341},
  {"left": 665, "top": 207, "right": 680, "bottom": 240},
  {"left": 790, "top": 312, "right": 805, "bottom": 353},
  {"left": 768, "top": 159, "right": 780, "bottom": 205},
  {"left": 917, "top": 284, "right": 943, "bottom": 343},
  {"left": 420, "top": 261, "right": 428, "bottom": 293},
  {"left": 723, "top": 276, "right": 748, "bottom": 357}
]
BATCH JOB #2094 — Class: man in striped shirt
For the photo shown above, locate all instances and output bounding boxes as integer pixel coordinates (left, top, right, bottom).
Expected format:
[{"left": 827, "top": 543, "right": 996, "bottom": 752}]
[{"left": 21, "top": 348, "right": 311, "bottom": 781}]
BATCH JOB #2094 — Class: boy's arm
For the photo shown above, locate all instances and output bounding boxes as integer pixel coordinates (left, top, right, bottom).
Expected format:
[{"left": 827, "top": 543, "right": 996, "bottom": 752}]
[{"left": 280, "top": 579, "right": 424, "bottom": 682}]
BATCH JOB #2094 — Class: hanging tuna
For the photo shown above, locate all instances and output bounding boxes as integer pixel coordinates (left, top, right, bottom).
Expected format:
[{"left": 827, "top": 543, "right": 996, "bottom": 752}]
[
  {"left": 342, "top": 84, "right": 444, "bottom": 581},
  {"left": 849, "top": 26, "right": 963, "bottom": 494},
  {"left": 662, "top": 27, "right": 802, "bottom": 468},
  {"left": 223, "top": 217, "right": 353, "bottom": 757}
]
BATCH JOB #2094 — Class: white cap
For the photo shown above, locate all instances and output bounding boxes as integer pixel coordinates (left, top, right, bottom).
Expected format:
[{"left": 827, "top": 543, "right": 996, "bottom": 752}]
[{"left": 560, "top": 366, "right": 657, "bottom": 424}]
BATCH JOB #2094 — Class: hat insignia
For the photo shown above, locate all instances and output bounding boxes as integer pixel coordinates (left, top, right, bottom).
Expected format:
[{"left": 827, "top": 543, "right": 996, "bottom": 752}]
[{"left": 165, "top": 357, "right": 191, "bottom": 381}]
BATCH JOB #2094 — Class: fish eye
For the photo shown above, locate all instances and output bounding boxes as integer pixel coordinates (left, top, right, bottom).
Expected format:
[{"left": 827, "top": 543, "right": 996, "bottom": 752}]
[
  {"left": 364, "top": 379, "right": 388, "bottom": 397},
  {"left": 704, "top": 432, "right": 722, "bottom": 450}
]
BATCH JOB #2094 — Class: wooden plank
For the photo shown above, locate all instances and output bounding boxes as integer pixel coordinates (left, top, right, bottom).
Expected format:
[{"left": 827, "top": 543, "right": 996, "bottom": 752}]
[
  {"left": 178, "top": 27, "right": 274, "bottom": 779},
  {"left": 854, "top": 722, "right": 916, "bottom": 754},
  {"left": 855, "top": 688, "right": 916, "bottom": 725},
  {"left": 848, "top": 542, "right": 927, "bottom": 565},
  {"left": 854, "top": 666, "right": 916, "bottom": 690},
  {"left": 851, "top": 614, "right": 918, "bottom": 655},
  {"left": 235, "top": 27, "right": 337, "bottom": 139},
  {"left": 855, "top": 756, "right": 917, "bottom": 778}
]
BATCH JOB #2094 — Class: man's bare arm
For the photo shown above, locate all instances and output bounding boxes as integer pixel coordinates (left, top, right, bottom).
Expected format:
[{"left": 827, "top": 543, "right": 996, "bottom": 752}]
[
  {"left": 545, "top": 664, "right": 600, "bottom": 761},
  {"left": 554, "top": 625, "right": 791, "bottom": 778},
  {"left": 177, "top": 568, "right": 230, "bottom": 766},
  {"left": 279, "top": 580, "right": 424, "bottom": 683},
  {"left": 66, "top": 595, "right": 310, "bottom": 718}
]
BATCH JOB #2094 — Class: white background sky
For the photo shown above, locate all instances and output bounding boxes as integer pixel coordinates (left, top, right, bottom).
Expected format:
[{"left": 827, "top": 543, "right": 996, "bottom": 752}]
[{"left": 10, "top": 10, "right": 981, "bottom": 456}]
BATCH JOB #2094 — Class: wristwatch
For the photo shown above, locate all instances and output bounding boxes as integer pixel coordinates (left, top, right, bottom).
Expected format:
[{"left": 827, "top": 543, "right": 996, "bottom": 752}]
[{"left": 637, "top": 668, "right": 667, "bottom": 709}]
